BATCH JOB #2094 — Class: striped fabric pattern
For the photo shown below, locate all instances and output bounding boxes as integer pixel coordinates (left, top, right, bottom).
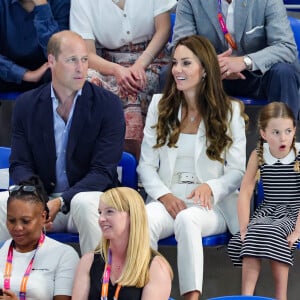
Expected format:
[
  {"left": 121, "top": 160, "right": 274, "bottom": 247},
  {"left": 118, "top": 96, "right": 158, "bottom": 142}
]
[{"left": 228, "top": 152, "right": 300, "bottom": 267}]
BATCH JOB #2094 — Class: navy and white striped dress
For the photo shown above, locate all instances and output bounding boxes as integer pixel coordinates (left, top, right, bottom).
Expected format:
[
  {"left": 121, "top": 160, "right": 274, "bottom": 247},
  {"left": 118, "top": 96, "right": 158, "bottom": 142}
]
[{"left": 228, "top": 143, "right": 300, "bottom": 267}]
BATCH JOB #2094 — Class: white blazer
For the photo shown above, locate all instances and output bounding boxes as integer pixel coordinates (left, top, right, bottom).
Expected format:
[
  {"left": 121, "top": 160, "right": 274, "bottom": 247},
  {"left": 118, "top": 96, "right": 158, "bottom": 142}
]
[{"left": 137, "top": 94, "right": 247, "bottom": 234}]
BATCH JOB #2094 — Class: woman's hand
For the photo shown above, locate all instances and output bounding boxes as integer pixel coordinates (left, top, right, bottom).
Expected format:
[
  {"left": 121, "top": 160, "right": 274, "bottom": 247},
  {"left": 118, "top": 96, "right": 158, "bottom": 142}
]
[
  {"left": 22, "top": 62, "right": 49, "bottom": 83},
  {"left": 44, "top": 198, "right": 61, "bottom": 231},
  {"left": 159, "top": 194, "right": 186, "bottom": 219},
  {"left": 128, "top": 62, "right": 147, "bottom": 90},
  {"left": 187, "top": 183, "right": 213, "bottom": 210},
  {"left": 114, "top": 64, "right": 143, "bottom": 96}
]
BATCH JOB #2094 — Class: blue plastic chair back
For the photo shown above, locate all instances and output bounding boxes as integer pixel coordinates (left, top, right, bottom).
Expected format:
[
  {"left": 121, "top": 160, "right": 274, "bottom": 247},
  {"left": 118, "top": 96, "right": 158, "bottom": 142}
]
[
  {"left": 169, "top": 12, "right": 176, "bottom": 42},
  {"left": 158, "top": 232, "right": 232, "bottom": 247},
  {"left": 0, "top": 147, "right": 10, "bottom": 168},
  {"left": 208, "top": 295, "right": 275, "bottom": 300},
  {"left": 254, "top": 180, "right": 264, "bottom": 209},
  {"left": 117, "top": 151, "right": 138, "bottom": 189},
  {"left": 288, "top": 16, "right": 300, "bottom": 60},
  {"left": 0, "top": 91, "right": 22, "bottom": 101},
  {"left": 0, "top": 147, "right": 11, "bottom": 191}
]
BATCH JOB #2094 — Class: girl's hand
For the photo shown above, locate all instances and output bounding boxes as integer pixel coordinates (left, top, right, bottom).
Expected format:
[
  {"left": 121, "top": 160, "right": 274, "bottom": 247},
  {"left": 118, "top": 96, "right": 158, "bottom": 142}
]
[
  {"left": 187, "top": 183, "right": 213, "bottom": 210},
  {"left": 287, "top": 231, "right": 300, "bottom": 248},
  {"left": 240, "top": 229, "right": 247, "bottom": 242}
]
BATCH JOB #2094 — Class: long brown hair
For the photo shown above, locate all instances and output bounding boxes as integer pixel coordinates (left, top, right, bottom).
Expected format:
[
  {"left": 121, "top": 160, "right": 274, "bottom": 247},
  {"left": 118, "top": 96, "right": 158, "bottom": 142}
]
[{"left": 154, "top": 35, "right": 247, "bottom": 162}]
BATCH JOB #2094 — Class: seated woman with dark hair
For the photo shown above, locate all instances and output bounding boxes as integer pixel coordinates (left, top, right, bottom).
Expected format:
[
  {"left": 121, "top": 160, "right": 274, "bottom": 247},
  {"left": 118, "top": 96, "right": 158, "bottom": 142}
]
[{"left": 0, "top": 176, "right": 79, "bottom": 300}]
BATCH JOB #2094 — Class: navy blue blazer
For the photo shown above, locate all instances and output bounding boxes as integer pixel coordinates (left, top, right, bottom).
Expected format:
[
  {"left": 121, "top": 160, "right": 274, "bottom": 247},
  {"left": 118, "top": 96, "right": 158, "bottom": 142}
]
[{"left": 9, "top": 81, "right": 126, "bottom": 210}]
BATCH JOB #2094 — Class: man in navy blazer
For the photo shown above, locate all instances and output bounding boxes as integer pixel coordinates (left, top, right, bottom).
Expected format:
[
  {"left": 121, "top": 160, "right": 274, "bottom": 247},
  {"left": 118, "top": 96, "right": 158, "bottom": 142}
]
[
  {"left": 0, "top": 30, "right": 125, "bottom": 254},
  {"left": 163, "top": 0, "right": 300, "bottom": 118}
]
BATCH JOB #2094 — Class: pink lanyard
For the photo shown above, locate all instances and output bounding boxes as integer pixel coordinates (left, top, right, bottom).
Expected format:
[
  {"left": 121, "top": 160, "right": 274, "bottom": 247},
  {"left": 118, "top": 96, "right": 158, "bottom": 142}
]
[
  {"left": 217, "top": 0, "right": 237, "bottom": 50},
  {"left": 101, "top": 248, "right": 121, "bottom": 300},
  {"left": 4, "top": 233, "right": 45, "bottom": 300}
]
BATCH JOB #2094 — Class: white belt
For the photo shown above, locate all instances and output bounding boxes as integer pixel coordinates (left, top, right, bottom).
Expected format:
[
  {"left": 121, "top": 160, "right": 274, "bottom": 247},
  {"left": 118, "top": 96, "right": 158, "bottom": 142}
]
[{"left": 175, "top": 172, "right": 200, "bottom": 184}]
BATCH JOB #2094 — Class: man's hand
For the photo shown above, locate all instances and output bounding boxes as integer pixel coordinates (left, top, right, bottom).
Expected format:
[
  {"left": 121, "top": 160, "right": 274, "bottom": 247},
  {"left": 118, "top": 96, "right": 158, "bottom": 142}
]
[
  {"left": 22, "top": 62, "right": 49, "bottom": 83},
  {"left": 45, "top": 197, "right": 61, "bottom": 231},
  {"left": 218, "top": 48, "right": 246, "bottom": 80}
]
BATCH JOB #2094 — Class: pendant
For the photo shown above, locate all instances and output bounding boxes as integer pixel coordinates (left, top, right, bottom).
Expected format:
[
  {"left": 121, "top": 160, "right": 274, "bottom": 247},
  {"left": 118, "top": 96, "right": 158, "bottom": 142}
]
[{"left": 190, "top": 116, "right": 196, "bottom": 122}]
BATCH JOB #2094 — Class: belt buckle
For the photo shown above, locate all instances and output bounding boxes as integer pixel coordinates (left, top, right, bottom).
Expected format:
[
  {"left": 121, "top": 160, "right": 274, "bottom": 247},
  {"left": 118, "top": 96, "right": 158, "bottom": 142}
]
[{"left": 178, "top": 172, "right": 196, "bottom": 184}]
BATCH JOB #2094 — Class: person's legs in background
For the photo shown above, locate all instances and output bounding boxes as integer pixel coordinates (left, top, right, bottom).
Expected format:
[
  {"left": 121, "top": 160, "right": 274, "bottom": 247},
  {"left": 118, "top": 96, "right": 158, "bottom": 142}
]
[
  {"left": 0, "top": 191, "right": 11, "bottom": 241},
  {"left": 68, "top": 191, "right": 102, "bottom": 255}
]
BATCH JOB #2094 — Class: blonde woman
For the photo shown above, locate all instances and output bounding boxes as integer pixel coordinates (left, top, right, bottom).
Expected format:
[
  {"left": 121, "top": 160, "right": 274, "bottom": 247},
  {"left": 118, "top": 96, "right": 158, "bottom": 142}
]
[{"left": 72, "top": 187, "right": 173, "bottom": 300}]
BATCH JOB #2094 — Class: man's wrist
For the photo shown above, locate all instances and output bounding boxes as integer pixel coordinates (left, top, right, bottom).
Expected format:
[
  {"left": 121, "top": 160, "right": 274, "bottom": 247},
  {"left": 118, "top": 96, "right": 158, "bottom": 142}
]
[
  {"left": 243, "top": 56, "right": 253, "bottom": 71},
  {"left": 58, "top": 196, "right": 68, "bottom": 214}
]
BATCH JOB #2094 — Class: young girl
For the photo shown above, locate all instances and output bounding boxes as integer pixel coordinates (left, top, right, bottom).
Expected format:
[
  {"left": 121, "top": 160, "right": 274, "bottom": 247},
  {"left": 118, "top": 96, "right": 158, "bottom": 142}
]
[{"left": 228, "top": 102, "right": 300, "bottom": 300}]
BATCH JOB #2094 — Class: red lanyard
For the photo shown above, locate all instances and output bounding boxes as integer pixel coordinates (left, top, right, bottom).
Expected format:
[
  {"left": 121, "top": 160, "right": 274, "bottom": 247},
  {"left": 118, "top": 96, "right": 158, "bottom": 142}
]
[
  {"left": 217, "top": 0, "right": 237, "bottom": 50},
  {"left": 4, "top": 233, "right": 45, "bottom": 300},
  {"left": 101, "top": 248, "right": 121, "bottom": 300}
]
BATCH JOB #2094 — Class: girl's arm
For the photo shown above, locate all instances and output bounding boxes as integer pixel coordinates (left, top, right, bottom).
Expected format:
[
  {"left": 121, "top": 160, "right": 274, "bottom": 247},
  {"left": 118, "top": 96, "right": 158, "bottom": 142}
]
[
  {"left": 71, "top": 253, "right": 94, "bottom": 300},
  {"left": 141, "top": 256, "right": 172, "bottom": 300},
  {"left": 238, "top": 150, "right": 259, "bottom": 240}
]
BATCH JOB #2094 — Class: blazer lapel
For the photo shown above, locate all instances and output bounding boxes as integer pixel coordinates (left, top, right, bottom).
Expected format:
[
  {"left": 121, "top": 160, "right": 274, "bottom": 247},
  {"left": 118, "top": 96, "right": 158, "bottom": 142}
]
[
  {"left": 194, "top": 121, "right": 206, "bottom": 180},
  {"left": 201, "top": 0, "right": 225, "bottom": 44},
  {"left": 234, "top": 0, "right": 250, "bottom": 47},
  {"left": 39, "top": 87, "right": 56, "bottom": 170},
  {"left": 67, "top": 88, "right": 89, "bottom": 158}
]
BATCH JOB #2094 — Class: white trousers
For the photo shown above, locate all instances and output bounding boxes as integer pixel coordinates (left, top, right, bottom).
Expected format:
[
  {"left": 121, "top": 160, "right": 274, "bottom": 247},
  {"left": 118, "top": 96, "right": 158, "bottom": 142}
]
[
  {"left": 0, "top": 191, "right": 102, "bottom": 254},
  {"left": 146, "top": 201, "right": 227, "bottom": 295}
]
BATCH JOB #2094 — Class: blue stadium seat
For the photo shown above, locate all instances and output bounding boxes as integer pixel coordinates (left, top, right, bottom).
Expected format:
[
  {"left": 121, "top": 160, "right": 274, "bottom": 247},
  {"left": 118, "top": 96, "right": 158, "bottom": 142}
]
[
  {"left": 158, "top": 232, "right": 232, "bottom": 247},
  {"left": 0, "top": 147, "right": 11, "bottom": 191},
  {"left": 169, "top": 12, "right": 176, "bottom": 42},
  {"left": 0, "top": 91, "right": 22, "bottom": 101},
  {"left": 117, "top": 151, "right": 138, "bottom": 190},
  {"left": 289, "top": 16, "right": 300, "bottom": 60},
  {"left": 0, "top": 146, "right": 10, "bottom": 169}
]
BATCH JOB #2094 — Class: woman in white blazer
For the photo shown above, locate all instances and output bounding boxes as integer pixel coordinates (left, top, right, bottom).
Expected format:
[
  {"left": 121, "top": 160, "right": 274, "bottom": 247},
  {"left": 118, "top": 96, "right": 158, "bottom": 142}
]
[{"left": 137, "top": 35, "right": 248, "bottom": 300}]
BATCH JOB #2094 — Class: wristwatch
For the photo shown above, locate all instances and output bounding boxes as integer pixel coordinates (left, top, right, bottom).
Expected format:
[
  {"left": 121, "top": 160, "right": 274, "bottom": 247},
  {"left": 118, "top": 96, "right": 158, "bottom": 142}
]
[
  {"left": 243, "top": 56, "right": 253, "bottom": 71},
  {"left": 59, "top": 196, "right": 68, "bottom": 214}
]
